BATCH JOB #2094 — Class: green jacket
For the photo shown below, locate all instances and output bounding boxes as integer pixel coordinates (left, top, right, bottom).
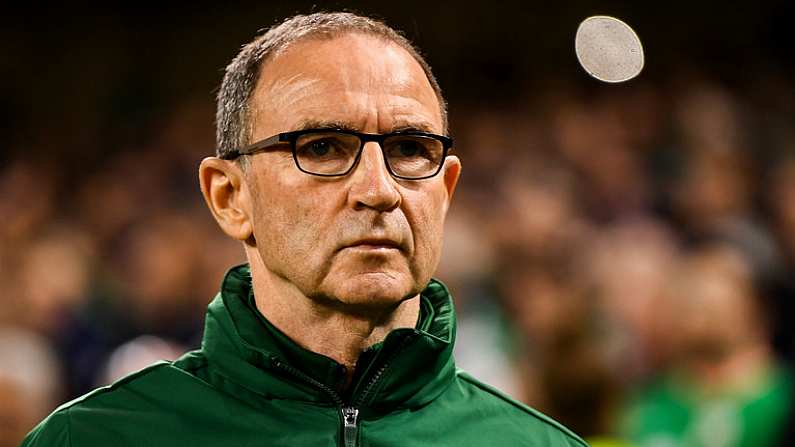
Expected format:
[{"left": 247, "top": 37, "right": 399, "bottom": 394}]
[{"left": 23, "top": 265, "right": 586, "bottom": 446}]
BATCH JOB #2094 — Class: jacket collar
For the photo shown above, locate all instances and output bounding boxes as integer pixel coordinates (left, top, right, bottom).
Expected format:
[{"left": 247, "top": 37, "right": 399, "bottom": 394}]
[{"left": 201, "top": 264, "right": 457, "bottom": 417}]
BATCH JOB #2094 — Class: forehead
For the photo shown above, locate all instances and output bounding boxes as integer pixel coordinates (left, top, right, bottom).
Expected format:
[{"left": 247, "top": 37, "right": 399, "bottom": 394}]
[{"left": 249, "top": 33, "right": 442, "bottom": 138}]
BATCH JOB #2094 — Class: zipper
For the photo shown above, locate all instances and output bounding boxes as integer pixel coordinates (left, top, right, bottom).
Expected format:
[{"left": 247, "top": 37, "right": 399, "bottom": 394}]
[
  {"left": 273, "top": 359, "right": 361, "bottom": 447},
  {"left": 341, "top": 407, "right": 359, "bottom": 447},
  {"left": 271, "top": 359, "right": 343, "bottom": 405},
  {"left": 350, "top": 334, "right": 415, "bottom": 408},
  {"left": 271, "top": 334, "right": 415, "bottom": 447}
]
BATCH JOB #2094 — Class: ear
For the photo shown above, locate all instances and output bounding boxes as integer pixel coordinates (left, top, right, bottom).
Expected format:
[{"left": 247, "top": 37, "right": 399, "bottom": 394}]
[
  {"left": 441, "top": 155, "right": 462, "bottom": 207},
  {"left": 198, "top": 157, "right": 254, "bottom": 241}
]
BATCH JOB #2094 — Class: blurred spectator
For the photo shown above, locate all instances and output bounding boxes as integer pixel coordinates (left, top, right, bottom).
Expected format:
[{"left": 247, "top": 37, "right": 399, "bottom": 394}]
[
  {"left": 549, "top": 93, "right": 653, "bottom": 219},
  {"left": 0, "top": 161, "right": 59, "bottom": 247},
  {"left": 0, "top": 328, "right": 61, "bottom": 447},
  {"left": 584, "top": 218, "right": 681, "bottom": 381},
  {"left": 621, "top": 243, "right": 792, "bottom": 447},
  {"left": 55, "top": 211, "right": 210, "bottom": 397},
  {"left": 670, "top": 149, "right": 756, "bottom": 239},
  {"left": 439, "top": 202, "right": 521, "bottom": 396},
  {"left": 16, "top": 224, "right": 95, "bottom": 335}
]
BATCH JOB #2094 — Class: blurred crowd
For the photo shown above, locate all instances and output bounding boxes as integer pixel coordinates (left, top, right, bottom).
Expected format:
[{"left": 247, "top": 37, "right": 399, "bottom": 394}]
[{"left": 2, "top": 71, "right": 795, "bottom": 447}]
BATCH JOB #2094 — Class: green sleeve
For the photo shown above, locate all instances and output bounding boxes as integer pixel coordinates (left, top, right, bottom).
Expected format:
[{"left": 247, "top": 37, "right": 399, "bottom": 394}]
[{"left": 21, "top": 408, "right": 71, "bottom": 447}]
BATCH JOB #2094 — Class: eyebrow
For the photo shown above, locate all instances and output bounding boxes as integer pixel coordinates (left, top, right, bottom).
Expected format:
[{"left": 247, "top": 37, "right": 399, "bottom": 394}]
[
  {"left": 293, "top": 119, "right": 438, "bottom": 134},
  {"left": 391, "top": 121, "right": 437, "bottom": 133}
]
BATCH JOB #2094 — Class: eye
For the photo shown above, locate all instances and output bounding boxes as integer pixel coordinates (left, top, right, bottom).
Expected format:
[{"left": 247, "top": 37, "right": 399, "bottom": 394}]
[
  {"left": 385, "top": 136, "right": 439, "bottom": 161},
  {"left": 295, "top": 136, "right": 350, "bottom": 159},
  {"left": 307, "top": 140, "right": 332, "bottom": 156},
  {"left": 393, "top": 140, "right": 422, "bottom": 157}
]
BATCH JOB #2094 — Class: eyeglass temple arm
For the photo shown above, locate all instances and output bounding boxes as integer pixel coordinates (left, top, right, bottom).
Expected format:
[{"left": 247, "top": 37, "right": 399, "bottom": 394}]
[{"left": 221, "top": 134, "right": 286, "bottom": 160}]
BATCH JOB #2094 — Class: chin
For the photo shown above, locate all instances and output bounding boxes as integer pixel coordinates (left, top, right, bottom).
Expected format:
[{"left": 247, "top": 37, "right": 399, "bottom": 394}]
[{"left": 319, "top": 271, "right": 418, "bottom": 309}]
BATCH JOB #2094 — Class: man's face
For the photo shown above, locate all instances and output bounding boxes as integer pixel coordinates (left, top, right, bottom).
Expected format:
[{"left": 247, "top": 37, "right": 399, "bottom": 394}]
[{"left": 244, "top": 33, "right": 460, "bottom": 310}]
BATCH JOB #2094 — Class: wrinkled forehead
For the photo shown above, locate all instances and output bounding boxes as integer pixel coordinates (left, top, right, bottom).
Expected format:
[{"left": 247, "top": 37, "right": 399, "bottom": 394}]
[{"left": 248, "top": 33, "right": 443, "bottom": 138}]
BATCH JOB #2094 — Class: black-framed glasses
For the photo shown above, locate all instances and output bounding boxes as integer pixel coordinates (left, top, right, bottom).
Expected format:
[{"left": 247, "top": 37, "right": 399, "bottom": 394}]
[{"left": 221, "top": 128, "right": 453, "bottom": 180}]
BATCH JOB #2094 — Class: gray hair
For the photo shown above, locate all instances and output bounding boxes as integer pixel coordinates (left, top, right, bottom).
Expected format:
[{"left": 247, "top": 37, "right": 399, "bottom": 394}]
[{"left": 215, "top": 12, "right": 448, "bottom": 159}]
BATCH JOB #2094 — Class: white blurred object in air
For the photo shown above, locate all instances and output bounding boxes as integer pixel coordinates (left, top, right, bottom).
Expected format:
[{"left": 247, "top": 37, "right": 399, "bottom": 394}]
[{"left": 575, "top": 15, "right": 644, "bottom": 83}]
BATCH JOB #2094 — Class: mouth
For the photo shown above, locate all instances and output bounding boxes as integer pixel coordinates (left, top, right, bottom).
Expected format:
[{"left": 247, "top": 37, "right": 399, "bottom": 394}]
[{"left": 344, "top": 238, "right": 403, "bottom": 251}]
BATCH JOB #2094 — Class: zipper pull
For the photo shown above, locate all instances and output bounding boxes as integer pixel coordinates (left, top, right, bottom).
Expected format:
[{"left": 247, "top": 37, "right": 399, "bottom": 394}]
[{"left": 341, "top": 407, "right": 359, "bottom": 447}]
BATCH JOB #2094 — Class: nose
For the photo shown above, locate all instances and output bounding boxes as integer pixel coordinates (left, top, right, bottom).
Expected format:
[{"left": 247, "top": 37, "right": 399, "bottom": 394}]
[{"left": 347, "top": 141, "right": 401, "bottom": 212}]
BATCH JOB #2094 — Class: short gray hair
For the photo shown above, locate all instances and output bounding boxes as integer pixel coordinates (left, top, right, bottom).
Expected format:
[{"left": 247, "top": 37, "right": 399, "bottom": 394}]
[{"left": 215, "top": 12, "right": 448, "bottom": 159}]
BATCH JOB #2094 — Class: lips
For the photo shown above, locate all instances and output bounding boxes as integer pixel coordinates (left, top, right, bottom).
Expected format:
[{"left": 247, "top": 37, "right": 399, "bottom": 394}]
[
  {"left": 343, "top": 238, "right": 404, "bottom": 251},
  {"left": 349, "top": 239, "right": 401, "bottom": 248}
]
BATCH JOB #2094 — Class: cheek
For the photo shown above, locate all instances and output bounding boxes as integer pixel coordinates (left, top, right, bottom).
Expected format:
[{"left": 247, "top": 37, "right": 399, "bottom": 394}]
[
  {"left": 406, "top": 189, "right": 449, "bottom": 269},
  {"left": 252, "top": 172, "right": 340, "bottom": 267},
  {"left": 251, "top": 176, "right": 306, "bottom": 253},
  {"left": 287, "top": 197, "right": 330, "bottom": 251}
]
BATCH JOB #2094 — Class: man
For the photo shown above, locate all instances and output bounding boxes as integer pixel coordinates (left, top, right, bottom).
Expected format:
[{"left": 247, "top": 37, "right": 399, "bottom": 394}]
[{"left": 24, "top": 12, "right": 586, "bottom": 446}]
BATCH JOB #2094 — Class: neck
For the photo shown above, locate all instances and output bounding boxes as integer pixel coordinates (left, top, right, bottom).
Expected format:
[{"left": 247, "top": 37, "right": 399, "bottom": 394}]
[{"left": 248, "top": 258, "right": 421, "bottom": 385}]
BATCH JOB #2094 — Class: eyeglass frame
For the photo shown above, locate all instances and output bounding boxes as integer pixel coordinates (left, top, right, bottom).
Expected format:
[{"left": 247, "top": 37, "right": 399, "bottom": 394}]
[{"left": 220, "top": 127, "right": 454, "bottom": 180}]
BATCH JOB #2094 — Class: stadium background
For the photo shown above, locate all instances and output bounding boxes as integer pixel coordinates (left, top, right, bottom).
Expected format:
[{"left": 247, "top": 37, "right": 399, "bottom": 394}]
[{"left": 2, "top": 1, "right": 795, "bottom": 446}]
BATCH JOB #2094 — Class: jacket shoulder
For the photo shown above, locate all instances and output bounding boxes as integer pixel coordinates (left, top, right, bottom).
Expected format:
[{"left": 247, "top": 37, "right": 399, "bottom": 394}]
[
  {"left": 21, "top": 360, "right": 202, "bottom": 446},
  {"left": 22, "top": 406, "right": 72, "bottom": 447},
  {"left": 455, "top": 370, "right": 589, "bottom": 447}
]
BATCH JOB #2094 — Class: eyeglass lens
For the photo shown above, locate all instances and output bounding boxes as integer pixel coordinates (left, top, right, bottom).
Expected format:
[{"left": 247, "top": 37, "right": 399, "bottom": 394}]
[{"left": 294, "top": 131, "right": 445, "bottom": 178}]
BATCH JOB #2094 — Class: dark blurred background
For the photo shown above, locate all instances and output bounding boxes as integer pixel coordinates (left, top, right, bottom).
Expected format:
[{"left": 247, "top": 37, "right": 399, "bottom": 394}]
[{"left": 2, "top": 1, "right": 795, "bottom": 446}]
